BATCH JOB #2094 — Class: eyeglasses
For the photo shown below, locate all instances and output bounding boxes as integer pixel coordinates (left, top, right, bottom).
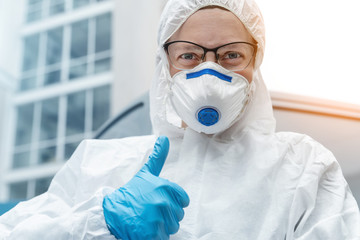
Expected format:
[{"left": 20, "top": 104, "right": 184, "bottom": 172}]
[{"left": 163, "top": 40, "right": 257, "bottom": 71}]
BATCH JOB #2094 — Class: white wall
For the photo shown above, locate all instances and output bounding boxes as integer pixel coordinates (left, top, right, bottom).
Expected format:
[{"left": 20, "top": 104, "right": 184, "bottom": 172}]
[
  {"left": 0, "top": 0, "right": 25, "bottom": 201},
  {"left": 112, "top": 0, "right": 166, "bottom": 115},
  {"left": 0, "top": 0, "right": 24, "bottom": 80},
  {"left": 256, "top": 0, "right": 360, "bottom": 105}
]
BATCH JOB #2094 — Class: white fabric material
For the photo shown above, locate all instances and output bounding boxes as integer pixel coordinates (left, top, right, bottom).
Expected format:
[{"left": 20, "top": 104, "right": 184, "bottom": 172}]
[
  {"left": 1, "top": 0, "right": 359, "bottom": 239},
  {"left": 170, "top": 62, "right": 254, "bottom": 134},
  {"left": 1, "top": 134, "right": 359, "bottom": 239}
]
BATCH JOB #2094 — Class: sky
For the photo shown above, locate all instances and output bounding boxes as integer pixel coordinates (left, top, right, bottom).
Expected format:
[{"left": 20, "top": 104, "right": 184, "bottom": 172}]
[{"left": 256, "top": 0, "right": 360, "bottom": 105}]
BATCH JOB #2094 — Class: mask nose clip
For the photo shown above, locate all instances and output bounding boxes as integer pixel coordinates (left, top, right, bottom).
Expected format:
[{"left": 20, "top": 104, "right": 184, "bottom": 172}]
[{"left": 197, "top": 107, "right": 220, "bottom": 126}]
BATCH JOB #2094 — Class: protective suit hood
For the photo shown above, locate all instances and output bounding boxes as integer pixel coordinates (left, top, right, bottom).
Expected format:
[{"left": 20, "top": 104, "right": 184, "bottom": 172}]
[{"left": 150, "top": 0, "right": 276, "bottom": 139}]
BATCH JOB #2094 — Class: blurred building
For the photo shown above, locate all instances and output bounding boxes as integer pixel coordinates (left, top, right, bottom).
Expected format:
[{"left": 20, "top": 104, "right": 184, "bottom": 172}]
[
  {"left": 0, "top": 0, "right": 165, "bottom": 202},
  {"left": 0, "top": 69, "right": 15, "bottom": 201}
]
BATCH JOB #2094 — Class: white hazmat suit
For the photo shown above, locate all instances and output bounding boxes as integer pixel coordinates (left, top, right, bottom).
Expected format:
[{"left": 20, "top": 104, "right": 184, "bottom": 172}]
[{"left": 1, "top": 0, "right": 359, "bottom": 239}]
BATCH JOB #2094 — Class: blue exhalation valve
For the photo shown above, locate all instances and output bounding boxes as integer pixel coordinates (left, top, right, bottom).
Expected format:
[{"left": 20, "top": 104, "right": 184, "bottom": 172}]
[{"left": 197, "top": 107, "right": 220, "bottom": 126}]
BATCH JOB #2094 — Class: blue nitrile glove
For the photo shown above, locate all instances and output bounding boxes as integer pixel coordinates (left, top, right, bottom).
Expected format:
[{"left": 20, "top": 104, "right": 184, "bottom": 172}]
[{"left": 103, "top": 136, "right": 190, "bottom": 240}]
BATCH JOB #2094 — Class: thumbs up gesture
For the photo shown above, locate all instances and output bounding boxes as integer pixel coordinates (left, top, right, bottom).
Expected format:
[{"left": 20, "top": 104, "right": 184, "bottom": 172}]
[{"left": 103, "top": 136, "right": 190, "bottom": 240}]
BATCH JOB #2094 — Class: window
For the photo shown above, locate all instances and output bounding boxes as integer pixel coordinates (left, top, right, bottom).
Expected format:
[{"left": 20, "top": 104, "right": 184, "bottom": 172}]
[
  {"left": 12, "top": 151, "right": 31, "bottom": 169},
  {"left": 70, "top": 20, "right": 89, "bottom": 59},
  {"left": 26, "top": 0, "right": 65, "bottom": 23},
  {"left": 69, "top": 20, "right": 89, "bottom": 79},
  {"left": 13, "top": 86, "right": 110, "bottom": 168},
  {"left": 73, "top": 0, "right": 90, "bottom": 9},
  {"left": 40, "top": 97, "right": 59, "bottom": 141},
  {"left": 38, "top": 145, "right": 57, "bottom": 164},
  {"left": 35, "top": 177, "right": 53, "bottom": 196},
  {"left": 73, "top": 0, "right": 109, "bottom": 9},
  {"left": 45, "top": 27, "right": 63, "bottom": 86},
  {"left": 15, "top": 103, "right": 35, "bottom": 147},
  {"left": 27, "top": 0, "right": 43, "bottom": 23},
  {"left": 10, "top": 85, "right": 111, "bottom": 200},
  {"left": 22, "top": 34, "right": 40, "bottom": 72},
  {"left": 20, "top": 27, "right": 64, "bottom": 91},
  {"left": 93, "top": 85, "right": 111, "bottom": 130},
  {"left": 49, "top": 0, "right": 65, "bottom": 16},
  {"left": 94, "top": 13, "right": 112, "bottom": 73},
  {"left": 20, "top": 34, "right": 40, "bottom": 91},
  {"left": 13, "top": 98, "right": 59, "bottom": 169},
  {"left": 69, "top": 13, "right": 112, "bottom": 80},
  {"left": 66, "top": 91, "right": 86, "bottom": 136},
  {"left": 26, "top": 0, "right": 110, "bottom": 23},
  {"left": 64, "top": 86, "right": 111, "bottom": 148},
  {"left": 9, "top": 181, "right": 28, "bottom": 200},
  {"left": 9, "top": 177, "right": 54, "bottom": 200},
  {"left": 19, "top": 13, "right": 112, "bottom": 91},
  {"left": 95, "top": 13, "right": 111, "bottom": 53}
]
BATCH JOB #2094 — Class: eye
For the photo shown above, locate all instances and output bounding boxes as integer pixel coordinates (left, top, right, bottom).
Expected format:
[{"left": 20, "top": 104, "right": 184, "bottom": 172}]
[
  {"left": 224, "top": 52, "right": 242, "bottom": 59},
  {"left": 180, "top": 53, "right": 196, "bottom": 60}
]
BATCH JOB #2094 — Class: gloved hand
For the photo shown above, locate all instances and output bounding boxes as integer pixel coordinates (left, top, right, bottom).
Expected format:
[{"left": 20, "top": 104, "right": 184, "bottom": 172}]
[{"left": 103, "top": 136, "right": 190, "bottom": 240}]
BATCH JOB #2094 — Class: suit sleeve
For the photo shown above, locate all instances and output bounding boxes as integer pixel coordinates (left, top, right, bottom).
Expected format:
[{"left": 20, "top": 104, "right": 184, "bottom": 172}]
[
  {"left": 286, "top": 139, "right": 360, "bottom": 240},
  {"left": 0, "top": 140, "right": 117, "bottom": 240}
]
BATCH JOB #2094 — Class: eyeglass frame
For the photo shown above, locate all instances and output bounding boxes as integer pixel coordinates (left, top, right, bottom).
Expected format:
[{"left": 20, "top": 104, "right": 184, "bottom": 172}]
[{"left": 163, "top": 40, "right": 258, "bottom": 71}]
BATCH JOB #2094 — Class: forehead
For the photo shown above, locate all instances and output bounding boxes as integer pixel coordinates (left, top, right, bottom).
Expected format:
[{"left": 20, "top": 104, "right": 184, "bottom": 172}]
[{"left": 169, "top": 7, "right": 254, "bottom": 47}]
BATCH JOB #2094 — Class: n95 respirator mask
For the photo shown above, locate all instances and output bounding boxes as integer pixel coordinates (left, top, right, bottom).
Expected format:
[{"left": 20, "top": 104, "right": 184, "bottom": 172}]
[{"left": 168, "top": 62, "right": 253, "bottom": 134}]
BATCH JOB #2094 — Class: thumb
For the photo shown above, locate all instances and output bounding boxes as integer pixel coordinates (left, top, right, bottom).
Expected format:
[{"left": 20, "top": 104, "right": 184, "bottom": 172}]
[{"left": 142, "top": 136, "right": 170, "bottom": 176}]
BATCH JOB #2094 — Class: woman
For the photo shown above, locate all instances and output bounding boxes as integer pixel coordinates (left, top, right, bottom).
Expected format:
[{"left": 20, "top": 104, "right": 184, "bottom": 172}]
[{"left": 1, "top": 0, "right": 359, "bottom": 239}]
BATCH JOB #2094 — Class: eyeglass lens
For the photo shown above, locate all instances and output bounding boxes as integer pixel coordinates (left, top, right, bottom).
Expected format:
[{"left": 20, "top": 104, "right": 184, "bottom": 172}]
[{"left": 166, "top": 42, "right": 255, "bottom": 71}]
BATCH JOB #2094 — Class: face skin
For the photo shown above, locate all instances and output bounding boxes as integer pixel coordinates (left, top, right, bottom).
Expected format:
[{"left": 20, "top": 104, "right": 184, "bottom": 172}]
[{"left": 168, "top": 7, "right": 256, "bottom": 82}]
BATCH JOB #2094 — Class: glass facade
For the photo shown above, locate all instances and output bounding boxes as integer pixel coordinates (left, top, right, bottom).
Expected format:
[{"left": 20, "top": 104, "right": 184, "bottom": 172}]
[
  {"left": 12, "top": 87, "right": 111, "bottom": 198},
  {"left": 26, "top": 0, "right": 109, "bottom": 23},
  {"left": 20, "top": 12, "right": 112, "bottom": 91},
  {"left": 7, "top": 0, "right": 113, "bottom": 201}
]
